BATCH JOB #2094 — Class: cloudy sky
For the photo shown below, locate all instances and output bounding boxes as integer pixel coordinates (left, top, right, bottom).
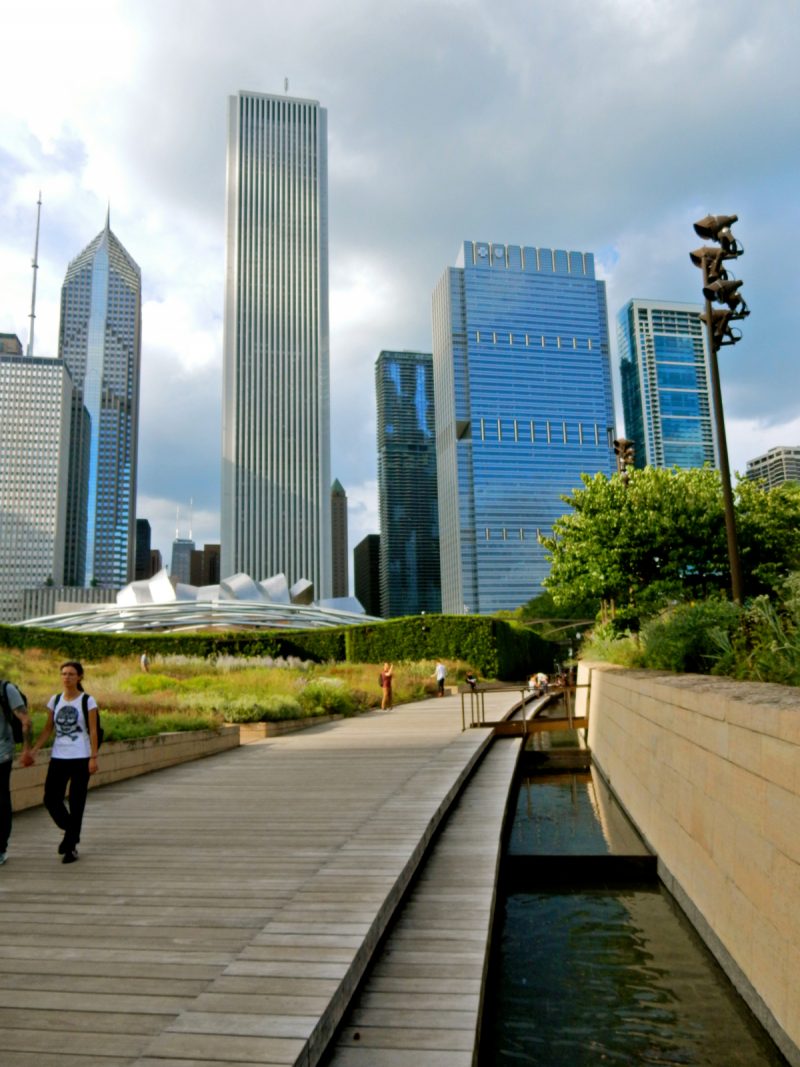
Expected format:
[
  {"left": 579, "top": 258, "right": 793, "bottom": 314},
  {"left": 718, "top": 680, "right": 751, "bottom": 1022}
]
[{"left": 2, "top": 0, "right": 799, "bottom": 577}]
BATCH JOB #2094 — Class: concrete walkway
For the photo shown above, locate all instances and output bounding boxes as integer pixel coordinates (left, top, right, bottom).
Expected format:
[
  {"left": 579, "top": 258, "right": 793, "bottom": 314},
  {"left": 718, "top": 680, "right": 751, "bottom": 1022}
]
[{"left": 0, "top": 691, "right": 518, "bottom": 1067}]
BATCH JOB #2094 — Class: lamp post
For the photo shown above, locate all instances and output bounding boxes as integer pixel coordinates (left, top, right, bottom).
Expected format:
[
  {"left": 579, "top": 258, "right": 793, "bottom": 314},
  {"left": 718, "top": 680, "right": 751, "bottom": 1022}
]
[{"left": 690, "top": 214, "right": 749, "bottom": 605}]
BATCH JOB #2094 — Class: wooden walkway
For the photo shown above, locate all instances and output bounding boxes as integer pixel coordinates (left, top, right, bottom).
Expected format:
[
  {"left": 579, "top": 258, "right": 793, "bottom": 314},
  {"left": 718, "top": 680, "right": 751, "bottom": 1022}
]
[{"left": 0, "top": 691, "right": 520, "bottom": 1067}]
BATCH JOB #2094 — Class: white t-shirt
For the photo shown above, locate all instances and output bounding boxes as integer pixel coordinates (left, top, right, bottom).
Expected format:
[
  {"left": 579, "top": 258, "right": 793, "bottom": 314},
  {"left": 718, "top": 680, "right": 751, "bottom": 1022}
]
[{"left": 48, "top": 693, "right": 98, "bottom": 760}]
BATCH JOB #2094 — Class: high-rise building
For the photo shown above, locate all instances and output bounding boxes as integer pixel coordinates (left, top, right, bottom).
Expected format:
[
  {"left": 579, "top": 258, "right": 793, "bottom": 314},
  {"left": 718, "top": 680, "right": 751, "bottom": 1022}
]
[
  {"left": 746, "top": 446, "right": 800, "bottom": 489},
  {"left": 432, "top": 241, "right": 616, "bottom": 614},
  {"left": 331, "top": 480, "right": 349, "bottom": 597},
  {"left": 0, "top": 349, "right": 75, "bottom": 621},
  {"left": 354, "top": 534, "right": 381, "bottom": 618},
  {"left": 221, "top": 90, "right": 330, "bottom": 596},
  {"left": 376, "top": 350, "right": 441, "bottom": 617},
  {"left": 135, "top": 519, "right": 152, "bottom": 581},
  {"left": 170, "top": 536, "right": 195, "bottom": 585},
  {"left": 58, "top": 214, "right": 141, "bottom": 587},
  {"left": 190, "top": 543, "right": 221, "bottom": 586},
  {"left": 618, "top": 299, "right": 717, "bottom": 470}
]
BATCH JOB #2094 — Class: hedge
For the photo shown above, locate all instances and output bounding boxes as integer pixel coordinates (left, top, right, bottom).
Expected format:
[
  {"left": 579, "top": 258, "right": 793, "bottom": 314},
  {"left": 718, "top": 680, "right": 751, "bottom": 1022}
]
[{"left": 0, "top": 615, "right": 556, "bottom": 680}]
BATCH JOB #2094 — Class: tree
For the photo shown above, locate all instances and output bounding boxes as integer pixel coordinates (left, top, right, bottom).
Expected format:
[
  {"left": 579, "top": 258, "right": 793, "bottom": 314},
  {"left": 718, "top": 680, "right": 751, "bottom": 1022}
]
[{"left": 540, "top": 467, "right": 800, "bottom": 624}]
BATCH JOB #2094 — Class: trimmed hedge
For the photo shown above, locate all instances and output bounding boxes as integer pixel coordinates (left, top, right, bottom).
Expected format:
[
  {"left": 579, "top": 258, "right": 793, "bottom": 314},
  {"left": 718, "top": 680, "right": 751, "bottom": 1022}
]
[{"left": 0, "top": 615, "right": 555, "bottom": 680}]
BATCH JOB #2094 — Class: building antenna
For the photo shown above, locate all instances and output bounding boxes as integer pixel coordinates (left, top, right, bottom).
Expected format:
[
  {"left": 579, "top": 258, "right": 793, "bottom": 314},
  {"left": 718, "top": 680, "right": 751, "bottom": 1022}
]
[
  {"left": 284, "top": 77, "right": 289, "bottom": 94},
  {"left": 27, "top": 191, "right": 42, "bottom": 357},
  {"left": 189, "top": 497, "right": 194, "bottom": 541},
  {"left": 175, "top": 504, "right": 181, "bottom": 540}
]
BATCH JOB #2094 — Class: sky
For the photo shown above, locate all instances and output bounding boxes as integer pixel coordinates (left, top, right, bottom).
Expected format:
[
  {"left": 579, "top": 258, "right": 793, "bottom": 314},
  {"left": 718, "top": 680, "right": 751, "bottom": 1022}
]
[{"left": 2, "top": 0, "right": 799, "bottom": 580}]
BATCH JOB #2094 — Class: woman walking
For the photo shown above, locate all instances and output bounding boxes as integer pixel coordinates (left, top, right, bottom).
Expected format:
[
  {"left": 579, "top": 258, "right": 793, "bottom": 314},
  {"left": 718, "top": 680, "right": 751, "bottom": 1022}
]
[{"left": 28, "top": 661, "right": 99, "bottom": 864}]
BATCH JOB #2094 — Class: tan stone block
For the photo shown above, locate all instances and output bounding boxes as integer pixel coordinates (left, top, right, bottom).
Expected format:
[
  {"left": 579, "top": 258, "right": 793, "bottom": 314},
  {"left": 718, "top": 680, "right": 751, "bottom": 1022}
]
[
  {"left": 726, "top": 723, "right": 763, "bottom": 776},
  {"left": 770, "top": 851, "right": 800, "bottom": 947},
  {"left": 731, "top": 820, "right": 774, "bottom": 913},
  {"left": 720, "top": 762, "right": 765, "bottom": 836},
  {"left": 765, "top": 782, "right": 800, "bottom": 866},
  {"left": 749, "top": 914, "right": 788, "bottom": 1031},
  {"left": 761, "top": 735, "right": 800, "bottom": 796},
  {"left": 777, "top": 707, "right": 800, "bottom": 745}
]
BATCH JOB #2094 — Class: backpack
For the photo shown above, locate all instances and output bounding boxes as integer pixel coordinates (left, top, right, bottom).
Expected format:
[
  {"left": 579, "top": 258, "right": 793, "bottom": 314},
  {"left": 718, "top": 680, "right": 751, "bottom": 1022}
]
[
  {"left": 0, "top": 681, "right": 26, "bottom": 745},
  {"left": 53, "top": 692, "right": 104, "bottom": 749}
]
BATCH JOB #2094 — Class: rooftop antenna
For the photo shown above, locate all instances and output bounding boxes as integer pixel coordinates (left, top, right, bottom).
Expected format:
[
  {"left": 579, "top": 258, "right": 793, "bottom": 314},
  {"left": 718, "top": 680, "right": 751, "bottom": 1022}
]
[
  {"left": 175, "top": 505, "right": 181, "bottom": 540},
  {"left": 284, "top": 77, "right": 289, "bottom": 94},
  {"left": 189, "top": 497, "right": 194, "bottom": 541},
  {"left": 27, "top": 191, "right": 42, "bottom": 357}
]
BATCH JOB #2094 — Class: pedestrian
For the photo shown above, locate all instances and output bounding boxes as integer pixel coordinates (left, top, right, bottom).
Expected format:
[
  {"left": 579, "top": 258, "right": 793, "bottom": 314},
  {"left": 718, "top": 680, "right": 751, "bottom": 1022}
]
[
  {"left": 0, "top": 679, "right": 32, "bottom": 865},
  {"left": 27, "top": 661, "right": 99, "bottom": 864},
  {"left": 140, "top": 651, "right": 150, "bottom": 673},
  {"left": 433, "top": 660, "right": 446, "bottom": 697},
  {"left": 465, "top": 671, "right": 478, "bottom": 692},
  {"left": 380, "top": 662, "right": 394, "bottom": 710}
]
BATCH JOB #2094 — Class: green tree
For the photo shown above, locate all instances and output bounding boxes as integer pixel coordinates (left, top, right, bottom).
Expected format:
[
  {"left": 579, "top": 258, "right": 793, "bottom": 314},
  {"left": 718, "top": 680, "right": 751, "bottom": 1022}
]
[{"left": 540, "top": 467, "right": 800, "bottom": 624}]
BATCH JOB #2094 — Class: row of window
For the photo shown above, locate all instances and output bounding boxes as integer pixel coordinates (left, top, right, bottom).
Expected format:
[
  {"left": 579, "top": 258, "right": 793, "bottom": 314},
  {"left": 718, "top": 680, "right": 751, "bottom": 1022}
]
[
  {"left": 477, "top": 418, "right": 611, "bottom": 446},
  {"left": 474, "top": 331, "right": 595, "bottom": 350}
]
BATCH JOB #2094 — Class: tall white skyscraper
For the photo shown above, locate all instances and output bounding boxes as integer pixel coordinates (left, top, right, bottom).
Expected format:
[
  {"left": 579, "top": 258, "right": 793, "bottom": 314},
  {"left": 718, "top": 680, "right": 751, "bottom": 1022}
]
[
  {"left": 221, "top": 90, "right": 331, "bottom": 596},
  {"left": 0, "top": 344, "right": 75, "bottom": 621},
  {"left": 59, "top": 215, "right": 142, "bottom": 587}
]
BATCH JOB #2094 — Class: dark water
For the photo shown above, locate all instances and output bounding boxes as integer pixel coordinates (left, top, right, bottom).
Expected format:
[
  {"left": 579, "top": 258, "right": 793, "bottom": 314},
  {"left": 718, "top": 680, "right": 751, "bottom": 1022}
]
[{"left": 480, "top": 774, "right": 788, "bottom": 1066}]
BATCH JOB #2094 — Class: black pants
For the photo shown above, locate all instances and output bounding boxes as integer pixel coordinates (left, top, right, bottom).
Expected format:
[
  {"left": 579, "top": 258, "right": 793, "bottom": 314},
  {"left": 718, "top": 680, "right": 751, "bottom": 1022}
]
[
  {"left": 44, "top": 757, "right": 90, "bottom": 849},
  {"left": 0, "top": 759, "right": 11, "bottom": 854}
]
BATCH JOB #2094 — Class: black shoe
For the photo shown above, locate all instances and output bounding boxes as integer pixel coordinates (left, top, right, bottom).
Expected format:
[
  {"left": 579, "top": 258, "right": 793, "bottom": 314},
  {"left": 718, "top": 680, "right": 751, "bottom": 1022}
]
[
  {"left": 62, "top": 849, "right": 79, "bottom": 864},
  {"left": 58, "top": 836, "right": 69, "bottom": 855}
]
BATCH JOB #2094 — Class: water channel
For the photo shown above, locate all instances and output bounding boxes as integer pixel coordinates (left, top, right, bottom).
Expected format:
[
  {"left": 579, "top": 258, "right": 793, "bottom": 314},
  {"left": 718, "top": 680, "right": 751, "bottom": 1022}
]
[{"left": 480, "top": 766, "right": 788, "bottom": 1066}]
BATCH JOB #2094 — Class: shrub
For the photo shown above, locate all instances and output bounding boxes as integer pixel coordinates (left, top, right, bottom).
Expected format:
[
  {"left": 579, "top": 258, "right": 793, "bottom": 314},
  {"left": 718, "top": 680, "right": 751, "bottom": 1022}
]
[
  {"left": 640, "top": 598, "right": 741, "bottom": 674},
  {"left": 121, "top": 673, "right": 180, "bottom": 694},
  {"left": 298, "top": 679, "right": 358, "bottom": 716},
  {"left": 223, "top": 694, "right": 305, "bottom": 722}
]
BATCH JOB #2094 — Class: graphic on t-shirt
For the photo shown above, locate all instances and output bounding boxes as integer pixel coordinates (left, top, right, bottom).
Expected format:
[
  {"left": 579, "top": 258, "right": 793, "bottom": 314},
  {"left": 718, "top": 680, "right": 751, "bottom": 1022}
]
[{"left": 54, "top": 703, "right": 83, "bottom": 743}]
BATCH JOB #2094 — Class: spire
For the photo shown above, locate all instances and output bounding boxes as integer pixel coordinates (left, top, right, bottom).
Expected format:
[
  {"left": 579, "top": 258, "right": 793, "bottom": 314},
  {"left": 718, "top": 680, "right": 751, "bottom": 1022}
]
[
  {"left": 105, "top": 202, "right": 111, "bottom": 233},
  {"left": 26, "top": 192, "right": 42, "bottom": 358}
]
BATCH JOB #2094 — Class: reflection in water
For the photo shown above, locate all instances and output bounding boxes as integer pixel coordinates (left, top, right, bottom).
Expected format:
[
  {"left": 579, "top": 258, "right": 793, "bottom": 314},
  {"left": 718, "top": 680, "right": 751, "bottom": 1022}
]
[{"left": 483, "top": 890, "right": 786, "bottom": 1065}]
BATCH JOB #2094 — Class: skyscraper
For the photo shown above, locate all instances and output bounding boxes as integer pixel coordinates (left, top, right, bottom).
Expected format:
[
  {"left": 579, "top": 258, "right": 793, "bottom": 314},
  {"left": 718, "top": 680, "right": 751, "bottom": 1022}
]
[
  {"left": 354, "top": 534, "right": 381, "bottom": 618},
  {"left": 222, "top": 90, "right": 331, "bottom": 596},
  {"left": 618, "top": 299, "right": 717, "bottom": 470},
  {"left": 58, "top": 215, "right": 141, "bottom": 587},
  {"left": 432, "top": 241, "right": 616, "bottom": 614},
  {"left": 331, "top": 480, "right": 349, "bottom": 598},
  {"left": 376, "top": 350, "right": 441, "bottom": 617},
  {"left": 0, "top": 348, "right": 76, "bottom": 621}
]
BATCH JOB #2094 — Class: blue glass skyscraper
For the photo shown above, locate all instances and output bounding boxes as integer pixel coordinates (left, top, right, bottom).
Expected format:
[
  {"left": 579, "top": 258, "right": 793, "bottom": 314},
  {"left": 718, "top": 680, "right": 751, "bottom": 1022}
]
[
  {"left": 59, "top": 215, "right": 141, "bottom": 587},
  {"left": 432, "top": 241, "right": 616, "bottom": 614},
  {"left": 618, "top": 299, "right": 717, "bottom": 470},
  {"left": 376, "top": 350, "right": 441, "bottom": 617}
]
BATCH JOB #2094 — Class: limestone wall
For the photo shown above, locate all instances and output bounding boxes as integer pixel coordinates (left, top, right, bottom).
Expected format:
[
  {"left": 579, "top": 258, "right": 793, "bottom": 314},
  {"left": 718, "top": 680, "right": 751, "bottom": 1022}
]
[
  {"left": 579, "top": 661, "right": 800, "bottom": 1064},
  {"left": 10, "top": 726, "right": 240, "bottom": 812}
]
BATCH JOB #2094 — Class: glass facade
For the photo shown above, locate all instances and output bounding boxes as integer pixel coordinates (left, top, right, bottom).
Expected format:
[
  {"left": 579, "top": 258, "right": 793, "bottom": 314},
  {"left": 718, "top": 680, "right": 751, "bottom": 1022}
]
[
  {"left": 59, "top": 217, "right": 141, "bottom": 587},
  {"left": 376, "top": 350, "right": 441, "bottom": 617},
  {"left": 432, "top": 241, "right": 616, "bottom": 614},
  {"left": 222, "top": 91, "right": 331, "bottom": 596},
  {"left": 618, "top": 300, "right": 717, "bottom": 471}
]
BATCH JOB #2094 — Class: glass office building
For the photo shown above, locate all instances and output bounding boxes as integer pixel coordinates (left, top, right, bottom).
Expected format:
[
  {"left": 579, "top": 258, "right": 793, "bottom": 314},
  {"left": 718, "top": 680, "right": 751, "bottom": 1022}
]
[
  {"left": 59, "top": 216, "right": 141, "bottom": 587},
  {"left": 222, "top": 90, "right": 331, "bottom": 596},
  {"left": 618, "top": 299, "right": 717, "bottom": 470},
  {"left": 432, "top": 241, "right": 616, "bottom": 614},
  {"left": 376, "top": 350, "right": 441, "bottom": 617}
]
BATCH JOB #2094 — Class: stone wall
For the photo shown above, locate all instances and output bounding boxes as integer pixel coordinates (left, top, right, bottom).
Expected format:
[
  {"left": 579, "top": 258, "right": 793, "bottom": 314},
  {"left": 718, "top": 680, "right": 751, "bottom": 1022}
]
[
  {"left": 11, "top": 726, "right": 240, "bottom": 812},
  {"left": 578, "top": 662, "right": 800, "bottom": 1065}
]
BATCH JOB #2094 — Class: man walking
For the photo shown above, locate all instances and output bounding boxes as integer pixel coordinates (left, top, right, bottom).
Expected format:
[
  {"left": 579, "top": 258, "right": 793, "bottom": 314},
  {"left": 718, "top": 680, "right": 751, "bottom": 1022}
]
[{"left": 0, "top": 680, "right": 32, "bottom": 865}]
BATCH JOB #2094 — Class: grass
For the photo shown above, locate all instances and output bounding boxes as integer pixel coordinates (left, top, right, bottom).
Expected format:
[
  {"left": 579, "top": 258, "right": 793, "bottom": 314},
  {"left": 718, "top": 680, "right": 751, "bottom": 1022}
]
[{"left": 1, "top": 648, "right": 479, "bottom": 744}]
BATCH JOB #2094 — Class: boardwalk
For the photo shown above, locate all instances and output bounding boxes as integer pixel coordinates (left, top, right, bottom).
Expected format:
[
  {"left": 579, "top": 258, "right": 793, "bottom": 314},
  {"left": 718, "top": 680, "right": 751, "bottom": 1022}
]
[{"left": 0, "top": 691, "right": 519, "bottom": 1067}]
